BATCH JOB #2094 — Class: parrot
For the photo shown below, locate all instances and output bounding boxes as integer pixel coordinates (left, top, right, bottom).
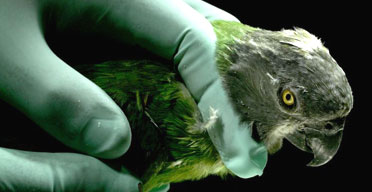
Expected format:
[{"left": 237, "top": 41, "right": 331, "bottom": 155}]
[{"left": 79, "top": 20, "right": 353, "bottom": 192}]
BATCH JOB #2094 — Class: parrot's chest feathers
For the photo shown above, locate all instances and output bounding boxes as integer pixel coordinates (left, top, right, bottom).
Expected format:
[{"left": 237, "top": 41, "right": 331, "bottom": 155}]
[{"left": 140, "top": 106, "right": 230, "bottom": 189}]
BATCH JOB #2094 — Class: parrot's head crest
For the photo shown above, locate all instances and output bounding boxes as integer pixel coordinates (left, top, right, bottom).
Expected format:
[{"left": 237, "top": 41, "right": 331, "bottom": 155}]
[
  {"left": 279, "top": 27, "right": 325, "bottom": 54},
  {"left": 221, "top": 26, "right": 353, "bottom": 167}
]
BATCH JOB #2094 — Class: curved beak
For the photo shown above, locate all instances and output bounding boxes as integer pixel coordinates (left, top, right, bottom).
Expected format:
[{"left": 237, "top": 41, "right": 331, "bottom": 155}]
[{"left": 285, "top": 118, "right": 345, "bottom": 167}]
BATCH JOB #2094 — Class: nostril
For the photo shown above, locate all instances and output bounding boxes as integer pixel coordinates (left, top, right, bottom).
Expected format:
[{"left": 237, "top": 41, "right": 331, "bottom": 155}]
[{"left": 325, "top": 123, "right": 333, "bottom": 130}]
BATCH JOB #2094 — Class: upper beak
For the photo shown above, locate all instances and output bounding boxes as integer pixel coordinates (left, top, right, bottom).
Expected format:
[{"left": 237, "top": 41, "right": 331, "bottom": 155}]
[{"left": 285, "top": 118, "right": 345, "bottom": 167}]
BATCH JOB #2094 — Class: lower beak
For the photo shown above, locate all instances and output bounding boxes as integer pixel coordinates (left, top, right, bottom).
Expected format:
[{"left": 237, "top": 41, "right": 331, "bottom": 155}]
[{"left": 285, "top": 123, "right": 344, "bottom": 167}]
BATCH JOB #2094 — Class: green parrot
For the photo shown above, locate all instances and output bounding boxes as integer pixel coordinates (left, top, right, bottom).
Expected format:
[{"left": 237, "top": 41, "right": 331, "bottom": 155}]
[{"left": 79, "top": 20, "right": 353, "bottom": 192}]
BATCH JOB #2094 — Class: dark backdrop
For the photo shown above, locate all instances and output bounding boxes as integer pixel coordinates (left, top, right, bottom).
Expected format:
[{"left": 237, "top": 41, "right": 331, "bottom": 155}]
[{"left": 0, "top": 0, "right": 367, "bottom": 191}]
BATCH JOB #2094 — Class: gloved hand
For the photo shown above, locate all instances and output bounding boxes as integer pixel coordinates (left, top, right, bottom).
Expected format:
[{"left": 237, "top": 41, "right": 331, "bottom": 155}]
[{"left": 0, "top": 0, "right": 267, "bottom": 191}]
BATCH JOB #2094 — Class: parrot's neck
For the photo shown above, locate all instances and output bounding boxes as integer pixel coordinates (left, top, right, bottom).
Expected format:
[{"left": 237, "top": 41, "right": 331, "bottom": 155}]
[{"left": 212, "top": 20, "right": 257, "bottom": 74}]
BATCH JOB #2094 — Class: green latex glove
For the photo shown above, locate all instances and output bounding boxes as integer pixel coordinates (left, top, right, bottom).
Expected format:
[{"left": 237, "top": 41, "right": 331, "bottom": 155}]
[
  {"left": 0, "top": 148, "right": 141, "bottom": 192},
  {"left": 1, "top": 0, "right": 136, "bottom": 191},
  {"left": 0, "top": 0, "right": 267, "bottom": 191}
]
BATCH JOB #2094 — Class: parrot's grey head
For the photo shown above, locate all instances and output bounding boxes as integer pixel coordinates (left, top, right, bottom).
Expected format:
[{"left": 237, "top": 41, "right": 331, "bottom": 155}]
[{"left": 222, "top": 27, "right": 353, "bottom": 166}]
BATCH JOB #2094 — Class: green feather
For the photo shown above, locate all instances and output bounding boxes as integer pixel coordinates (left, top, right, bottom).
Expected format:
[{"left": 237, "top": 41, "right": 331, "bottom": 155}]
[{"left": 212, "top": 20, "right": 257, "bottom": 74}]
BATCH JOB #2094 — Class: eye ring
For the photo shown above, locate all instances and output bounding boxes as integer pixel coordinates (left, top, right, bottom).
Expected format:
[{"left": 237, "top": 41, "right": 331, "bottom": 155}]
[{"left": 282, "top": 89, "right": 295, "bottom": 106}]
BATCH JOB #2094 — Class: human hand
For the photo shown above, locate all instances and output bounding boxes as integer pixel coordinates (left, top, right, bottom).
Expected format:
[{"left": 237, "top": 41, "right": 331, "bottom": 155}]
[
  {"left": 0, "top": 0, "right": 134, "bottom": 191},
  {"left": 0, "top": 148, "right": 141, "bottom": 192}
]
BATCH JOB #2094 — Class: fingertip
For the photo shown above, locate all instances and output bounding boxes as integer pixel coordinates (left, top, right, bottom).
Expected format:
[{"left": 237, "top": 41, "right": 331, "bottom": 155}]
[
  {"left": 81, "top": 114, "right": 132, "bottom": 159},
  {"left": 36, "top": 69, "right": 132, "bottom": 159}
]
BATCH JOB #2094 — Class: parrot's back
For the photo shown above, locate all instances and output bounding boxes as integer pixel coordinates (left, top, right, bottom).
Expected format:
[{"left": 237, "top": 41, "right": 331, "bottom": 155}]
[{"left": 82, "top": 60, "right": 228, "bottom": 191}]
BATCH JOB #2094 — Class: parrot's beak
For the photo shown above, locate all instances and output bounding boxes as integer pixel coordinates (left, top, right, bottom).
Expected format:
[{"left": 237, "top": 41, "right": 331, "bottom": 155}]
[{"left": 285, "top": 118, "right": 345, "bottom": 167}]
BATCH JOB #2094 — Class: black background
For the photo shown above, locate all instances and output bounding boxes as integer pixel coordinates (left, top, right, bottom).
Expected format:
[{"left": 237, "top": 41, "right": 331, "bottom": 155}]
[{"left": 0, "top": 0, "right": 368, "bottom": 191}]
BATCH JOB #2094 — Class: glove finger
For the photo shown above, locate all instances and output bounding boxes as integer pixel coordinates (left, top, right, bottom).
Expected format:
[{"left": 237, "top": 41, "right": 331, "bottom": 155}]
[
  {"left": 0, "top": 1, "right": 131, "bottom": 159},
  {"left": 182, "top": 0, "right": 240, "bottom": 22},
  {"left": 0, "top": 147, "right": 141, "bottom": 192}
]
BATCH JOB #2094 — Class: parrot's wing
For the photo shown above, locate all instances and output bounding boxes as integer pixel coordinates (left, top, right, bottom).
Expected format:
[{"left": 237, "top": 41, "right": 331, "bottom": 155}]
[
  {"left": 79, "top": 60, "right": 177, "bottom": 177},
  {"left": 80, "top": 60, "right": 204, "bottom": 175}
]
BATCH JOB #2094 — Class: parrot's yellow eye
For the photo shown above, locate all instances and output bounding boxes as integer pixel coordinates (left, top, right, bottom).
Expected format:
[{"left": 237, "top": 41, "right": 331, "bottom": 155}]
[{"left": 282, "top": 89, "right": 295, "bottom": 106}]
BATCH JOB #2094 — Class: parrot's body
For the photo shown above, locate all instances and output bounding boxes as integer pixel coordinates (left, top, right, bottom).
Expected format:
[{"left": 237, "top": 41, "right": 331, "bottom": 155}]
[
  {"left": 82, "top": 21, "right": 353, "bottom": 192},
  {"left": 86, "top": 59, "right": 229, "bottom": 191}
]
